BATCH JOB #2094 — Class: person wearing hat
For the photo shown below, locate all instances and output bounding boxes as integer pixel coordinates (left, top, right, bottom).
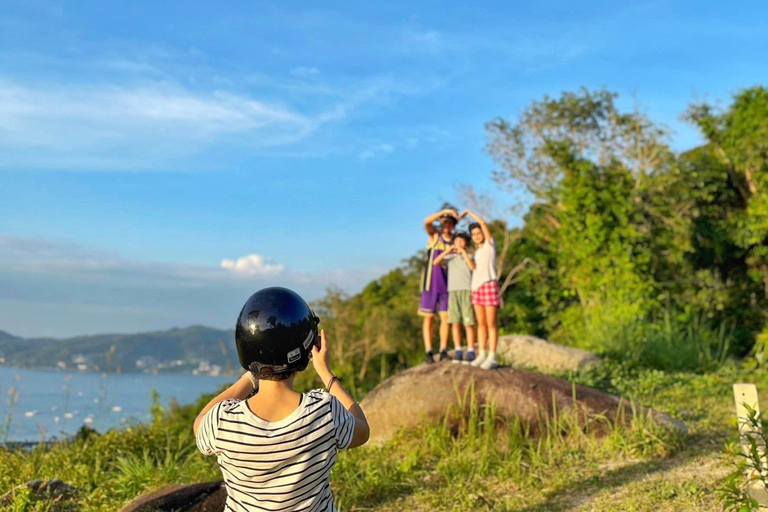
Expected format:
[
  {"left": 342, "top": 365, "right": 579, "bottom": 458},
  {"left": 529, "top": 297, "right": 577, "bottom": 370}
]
[
  {"left": 433, "top": 230, "right": 477, "bottom": 364},
  {"left": 419, "top": 206, "right": 458, "bottom": 363},
  {"left": 193, "top": 287, "right": 370, "bottom": 512}
]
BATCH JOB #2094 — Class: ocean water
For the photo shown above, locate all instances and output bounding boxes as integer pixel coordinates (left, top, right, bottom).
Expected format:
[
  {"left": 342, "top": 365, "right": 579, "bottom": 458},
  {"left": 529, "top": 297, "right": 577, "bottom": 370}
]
[{"left": 0, "top": 366, "right": 232, "bottom": 442}]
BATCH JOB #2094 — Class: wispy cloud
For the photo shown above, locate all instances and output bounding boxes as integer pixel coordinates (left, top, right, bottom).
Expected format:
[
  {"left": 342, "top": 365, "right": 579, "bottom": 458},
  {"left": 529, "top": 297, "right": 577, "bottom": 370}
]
[
  {"left": 399, "top": 125, "right": 454, "bottom": 150},
  {"left": 359, "top": 143, "right": 394, "bottom": 160},
  {"left": 0, "top": 67, "right": 442, "bottom": 169},
  {"left": 395, "top": 26, "right": 589, "bottom": 65},
  {"left": 290, "top": 66, "right": 321, "bottom": 77},
  {"left": 0, "top": 80, "right": 325, "bottom": 169}
]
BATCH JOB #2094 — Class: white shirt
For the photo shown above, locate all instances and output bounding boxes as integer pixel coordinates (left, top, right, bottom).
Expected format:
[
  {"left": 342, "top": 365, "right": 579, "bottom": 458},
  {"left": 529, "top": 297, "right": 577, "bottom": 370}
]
[
  {"left": 196, "top": 389, "right": 355, "bottom": 512},
  {"left": 471, "top": 238, "right": 497, "bottom": 291}
]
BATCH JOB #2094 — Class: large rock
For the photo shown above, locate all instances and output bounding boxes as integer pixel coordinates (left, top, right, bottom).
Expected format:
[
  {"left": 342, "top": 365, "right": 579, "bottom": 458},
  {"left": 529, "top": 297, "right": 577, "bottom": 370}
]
[
  {"left": 118, "top": 481, "right": 225, "bottom": 512},
  {"left": 360, "top": 363, "right": 686, "bottom": 444},
  {"left": 496, "top": 334, "right": 601, "bottom": 372}
]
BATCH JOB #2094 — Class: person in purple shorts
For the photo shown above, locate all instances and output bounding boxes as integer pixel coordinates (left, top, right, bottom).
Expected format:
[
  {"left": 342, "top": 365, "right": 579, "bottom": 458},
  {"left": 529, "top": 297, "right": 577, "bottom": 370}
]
[{"left": 419, "top": 205, "right": 458, "bottom": 363}]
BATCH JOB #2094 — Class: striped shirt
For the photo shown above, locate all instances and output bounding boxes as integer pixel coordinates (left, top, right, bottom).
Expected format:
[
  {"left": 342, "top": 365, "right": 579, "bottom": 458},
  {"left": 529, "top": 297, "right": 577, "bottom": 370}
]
[{"left": 195, "top": 389, "right": 355, "bottom": 512}]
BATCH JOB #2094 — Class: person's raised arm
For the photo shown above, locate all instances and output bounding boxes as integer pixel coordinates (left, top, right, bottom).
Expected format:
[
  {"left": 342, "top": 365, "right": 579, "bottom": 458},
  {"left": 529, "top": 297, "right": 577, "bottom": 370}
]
[
  {"left": 433, "top": 247, "right": 456, "bottom": 266},
  {"left": 193, "top": 373, "right": 256, "bottom": 436},
  {"left": 462, "top": 209, "right": 493, "bottom": 244},
  {"left": 424, "top": 208, "right": 458, "bottom": 235},
  {"left": 312, "top": 329, "right": 370, "bottom": 448}
]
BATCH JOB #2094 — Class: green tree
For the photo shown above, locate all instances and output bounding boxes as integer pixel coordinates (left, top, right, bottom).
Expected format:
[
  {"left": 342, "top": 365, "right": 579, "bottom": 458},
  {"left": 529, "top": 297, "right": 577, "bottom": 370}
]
[{"left": 686, "top": 86, "right": 768, "bottom": 295}]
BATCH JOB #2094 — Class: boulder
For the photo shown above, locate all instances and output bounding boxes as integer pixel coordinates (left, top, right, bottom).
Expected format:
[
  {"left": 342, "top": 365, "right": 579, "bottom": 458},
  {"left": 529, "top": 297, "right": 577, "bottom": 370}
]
[
  {"left": 359, "top": 362, "right": 686, "bottom": 444},
  {"left": 0, "top": 479, "right": 77, "bottom": 505},
  {"left": 496, "top": 334, "right": 601, "bottom": 372},
  {"left": 118, "top": 481, "right": 225, "bottom": 512}
]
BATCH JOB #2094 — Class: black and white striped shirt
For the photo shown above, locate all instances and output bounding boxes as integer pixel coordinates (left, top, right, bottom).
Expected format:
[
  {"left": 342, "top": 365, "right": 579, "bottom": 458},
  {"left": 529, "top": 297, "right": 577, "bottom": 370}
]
[{"left": 196, "top": 389, "right": 355, "bottom": 512}]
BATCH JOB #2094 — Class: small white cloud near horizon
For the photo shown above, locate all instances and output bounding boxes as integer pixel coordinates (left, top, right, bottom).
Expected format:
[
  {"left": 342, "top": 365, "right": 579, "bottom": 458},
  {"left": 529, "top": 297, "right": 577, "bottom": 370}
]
[{"left": 220, "top": 254, "right": 285, "bottom": 276}]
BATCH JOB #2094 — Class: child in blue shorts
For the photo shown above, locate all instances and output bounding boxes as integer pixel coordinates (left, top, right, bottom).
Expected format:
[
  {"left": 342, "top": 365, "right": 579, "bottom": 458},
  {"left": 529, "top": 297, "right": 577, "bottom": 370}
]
[{"left": 434, "top": 230, "right": 476, "bottom": 364}]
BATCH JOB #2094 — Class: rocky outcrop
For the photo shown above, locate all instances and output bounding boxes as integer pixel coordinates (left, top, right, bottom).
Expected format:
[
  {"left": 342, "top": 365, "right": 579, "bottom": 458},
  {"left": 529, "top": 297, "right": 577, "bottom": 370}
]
[
  {"left": 496, "top": 334, "right": 601, "bottom": 372},
  {"left": 118, "top": 481, "right": 225, "bottom": 512},
  {"left": 359, "top": 362, "right": 686, "bottom": 444}
]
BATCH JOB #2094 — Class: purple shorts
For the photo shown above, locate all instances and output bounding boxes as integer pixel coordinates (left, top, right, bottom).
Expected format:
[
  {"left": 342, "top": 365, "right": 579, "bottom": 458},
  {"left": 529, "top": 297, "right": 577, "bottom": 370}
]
[{"left": 419, "top": 288, "right": 449, "bottom": 316}]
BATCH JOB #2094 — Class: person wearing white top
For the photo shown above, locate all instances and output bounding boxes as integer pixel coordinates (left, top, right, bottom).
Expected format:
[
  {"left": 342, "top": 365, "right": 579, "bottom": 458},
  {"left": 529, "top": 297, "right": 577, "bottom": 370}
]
[{"left": 462, "top": 209, "right": 501, "bottom": 370}]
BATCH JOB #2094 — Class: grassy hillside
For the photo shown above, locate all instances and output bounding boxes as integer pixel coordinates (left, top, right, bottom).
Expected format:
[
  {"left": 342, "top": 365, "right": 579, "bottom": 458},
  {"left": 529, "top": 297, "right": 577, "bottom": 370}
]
[
  {"left": 0, "top": 326, "right": 238, "bottom": 374},
  {"left": 0, "top": 360, "right": 753, "bottom": 512}
]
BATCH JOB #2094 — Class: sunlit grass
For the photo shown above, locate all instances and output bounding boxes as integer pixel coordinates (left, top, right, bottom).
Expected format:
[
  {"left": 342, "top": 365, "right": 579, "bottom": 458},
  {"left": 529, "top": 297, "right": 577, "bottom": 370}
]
[{"left": 0, "top": 362, "right": 763, "bottom": 511}]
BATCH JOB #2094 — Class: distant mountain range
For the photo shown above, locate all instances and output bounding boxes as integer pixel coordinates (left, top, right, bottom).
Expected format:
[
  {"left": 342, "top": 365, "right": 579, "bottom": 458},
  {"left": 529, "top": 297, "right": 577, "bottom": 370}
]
[{"left": 0, "top": 326, "right": 240, "bottom": 375}]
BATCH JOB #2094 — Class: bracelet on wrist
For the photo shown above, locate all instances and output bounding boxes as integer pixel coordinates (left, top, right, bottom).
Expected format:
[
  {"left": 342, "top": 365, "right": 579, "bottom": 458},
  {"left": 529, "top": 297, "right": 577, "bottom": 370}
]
[{"left": 326, "top": 375, "right": 338, "bottom": 393}]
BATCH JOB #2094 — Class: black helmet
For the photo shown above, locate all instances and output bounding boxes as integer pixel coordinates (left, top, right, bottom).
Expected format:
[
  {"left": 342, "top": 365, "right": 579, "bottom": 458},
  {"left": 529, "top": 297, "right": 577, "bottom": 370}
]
[{"left": 235, "top": 287, "right": 320, "bottom": 379}]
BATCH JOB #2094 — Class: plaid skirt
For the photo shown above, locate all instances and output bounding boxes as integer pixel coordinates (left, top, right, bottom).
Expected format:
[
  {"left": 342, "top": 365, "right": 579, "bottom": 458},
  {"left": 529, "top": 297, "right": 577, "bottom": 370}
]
[{"left": 471, "top": 280, "right": 501, "bottom": 307}]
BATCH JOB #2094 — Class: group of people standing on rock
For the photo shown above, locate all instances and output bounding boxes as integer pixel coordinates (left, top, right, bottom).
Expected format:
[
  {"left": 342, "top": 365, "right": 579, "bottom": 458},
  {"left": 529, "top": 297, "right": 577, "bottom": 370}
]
[{"left": 419, "top": 206, "right": 501, "bottom": 370}]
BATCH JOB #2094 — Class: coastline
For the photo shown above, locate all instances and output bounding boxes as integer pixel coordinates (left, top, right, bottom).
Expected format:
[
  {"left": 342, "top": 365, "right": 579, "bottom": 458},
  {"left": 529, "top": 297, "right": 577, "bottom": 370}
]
[{"left": 0, "top": 366, "right": 229, "bottom": 443}]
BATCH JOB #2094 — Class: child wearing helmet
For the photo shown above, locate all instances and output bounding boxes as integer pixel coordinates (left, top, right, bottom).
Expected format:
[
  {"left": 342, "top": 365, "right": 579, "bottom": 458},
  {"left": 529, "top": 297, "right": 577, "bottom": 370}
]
[{"left": 193, "top": 287, "right": 370, "bottom": 512}]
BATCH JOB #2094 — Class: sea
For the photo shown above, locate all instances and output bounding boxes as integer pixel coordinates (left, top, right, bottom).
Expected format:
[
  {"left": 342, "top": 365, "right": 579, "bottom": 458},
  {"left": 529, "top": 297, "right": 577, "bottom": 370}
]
[{"left": 0, "top": 366, "right": 232, "bottom": 443}]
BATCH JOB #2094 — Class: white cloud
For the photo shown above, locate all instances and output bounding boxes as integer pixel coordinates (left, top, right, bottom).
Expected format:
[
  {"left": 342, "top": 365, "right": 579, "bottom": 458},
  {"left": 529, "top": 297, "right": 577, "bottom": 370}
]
[
  {"left": 220, "top": 254, "right": 285, "bottom": 276},
  {"left": 359, "top": 143, "right": 394, "bottom": 160},
  {"left": 290, "top": 66, "right": 321, "bottom": 77}
]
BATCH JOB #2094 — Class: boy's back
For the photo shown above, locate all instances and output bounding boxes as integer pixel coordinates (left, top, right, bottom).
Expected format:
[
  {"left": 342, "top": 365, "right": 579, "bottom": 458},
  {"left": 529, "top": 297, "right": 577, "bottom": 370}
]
[{"left": 196, "top": 389, "right": 354, "bottom": 512}]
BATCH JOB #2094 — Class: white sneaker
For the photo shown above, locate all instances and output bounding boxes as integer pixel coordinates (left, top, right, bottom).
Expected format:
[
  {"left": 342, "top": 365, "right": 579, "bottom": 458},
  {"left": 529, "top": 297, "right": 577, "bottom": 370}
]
[
  {"left": 470, "top": 351, "right": 487, "bottom": 367},
  {"left": 479, "top": 353, "right": 498, "bottom": 370}
]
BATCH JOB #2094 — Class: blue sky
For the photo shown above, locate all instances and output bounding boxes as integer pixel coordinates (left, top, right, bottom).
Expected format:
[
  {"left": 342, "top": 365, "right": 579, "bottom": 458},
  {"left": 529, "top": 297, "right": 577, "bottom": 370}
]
[{"left": 1, "top": 0, "right": 767, "bottom": 337}]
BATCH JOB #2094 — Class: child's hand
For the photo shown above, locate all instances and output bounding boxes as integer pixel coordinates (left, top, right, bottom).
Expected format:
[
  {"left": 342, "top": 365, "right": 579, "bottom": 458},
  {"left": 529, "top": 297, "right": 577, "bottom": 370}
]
[{"left": 311, "top": 329, "right": 332, "bottom": 380}]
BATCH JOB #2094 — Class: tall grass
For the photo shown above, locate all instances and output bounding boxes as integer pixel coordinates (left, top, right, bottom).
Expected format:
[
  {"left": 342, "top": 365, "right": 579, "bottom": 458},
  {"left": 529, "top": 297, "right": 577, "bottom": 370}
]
[
  {"left": 571, "top": 301, "right": 733, "bottom": 372},
  {"left": 113, "top": 437, "right": 195, "bottom": 500},
  {"left": 1, "top": 375, "right": 20, "bottom": 443}
]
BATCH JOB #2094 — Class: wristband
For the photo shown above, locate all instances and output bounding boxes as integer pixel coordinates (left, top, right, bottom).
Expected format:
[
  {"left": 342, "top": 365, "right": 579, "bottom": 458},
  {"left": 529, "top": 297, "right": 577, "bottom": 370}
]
[{"left": 326, "top": 376, "right": 338, "bottom": 393}]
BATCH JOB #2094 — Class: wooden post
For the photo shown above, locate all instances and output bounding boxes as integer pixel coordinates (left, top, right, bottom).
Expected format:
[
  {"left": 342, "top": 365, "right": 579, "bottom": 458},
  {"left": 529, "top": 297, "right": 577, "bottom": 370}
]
[{"left": 734, "top": 383, "right": 768, "bottom": 508}]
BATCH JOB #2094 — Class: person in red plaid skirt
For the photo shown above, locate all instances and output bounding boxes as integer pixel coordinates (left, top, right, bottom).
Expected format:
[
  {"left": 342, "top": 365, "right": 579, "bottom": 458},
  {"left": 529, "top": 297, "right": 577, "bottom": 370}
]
[{"left": 463, "top": 209, "right": 501, "bottom": 370}]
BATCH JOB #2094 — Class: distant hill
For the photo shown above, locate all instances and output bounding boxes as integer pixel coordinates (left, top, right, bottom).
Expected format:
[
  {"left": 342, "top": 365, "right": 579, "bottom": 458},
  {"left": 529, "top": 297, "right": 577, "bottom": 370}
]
[
  {"left": 0, "top": 330, "right": 22, "bottom": 342},
  {"left": 0, "top": 325, "right": 239, "bottom": 374}
]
